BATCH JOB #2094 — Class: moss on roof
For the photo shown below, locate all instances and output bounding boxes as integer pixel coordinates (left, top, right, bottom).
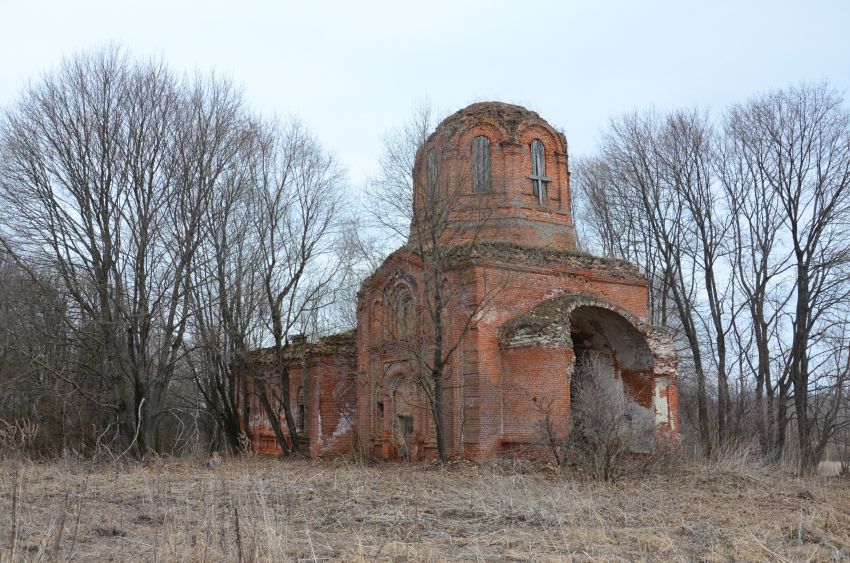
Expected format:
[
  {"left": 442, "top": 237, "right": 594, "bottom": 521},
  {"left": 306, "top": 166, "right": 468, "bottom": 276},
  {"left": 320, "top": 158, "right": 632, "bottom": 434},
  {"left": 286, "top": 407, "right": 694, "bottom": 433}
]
[
  {"left": 361, "top": 242, "right": 642, "bottom": 291},
  {"left": 428, "top": 102, "right": 544, "bottom": 143},
  {"left": 249, "top": 329, "right": 356, "bottom": 365},
  {"left": 500, "top": 292, "right": 601, "bottom": 342},
  {"left": 441, "top": 242, "right": 643, "bottom": 279}
]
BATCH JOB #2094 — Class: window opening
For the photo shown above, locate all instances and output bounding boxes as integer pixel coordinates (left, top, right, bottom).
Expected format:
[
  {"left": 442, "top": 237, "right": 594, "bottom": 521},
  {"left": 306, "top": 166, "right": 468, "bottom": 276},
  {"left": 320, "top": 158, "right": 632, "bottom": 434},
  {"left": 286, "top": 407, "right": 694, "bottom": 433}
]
[
  {"left": 471, "top": 136, "right": 491, "bottom": 194},
  {"left": 529, "top": 139, "right": 551, "bottom": 205}
]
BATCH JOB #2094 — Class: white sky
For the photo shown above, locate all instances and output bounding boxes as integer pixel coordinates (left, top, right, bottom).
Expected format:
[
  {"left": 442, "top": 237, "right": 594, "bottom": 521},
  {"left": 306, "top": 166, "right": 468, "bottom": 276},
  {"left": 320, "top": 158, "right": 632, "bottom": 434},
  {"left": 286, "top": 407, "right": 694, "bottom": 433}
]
[{"left": 1, "top": 0, "right": 848, "bottom": 188}]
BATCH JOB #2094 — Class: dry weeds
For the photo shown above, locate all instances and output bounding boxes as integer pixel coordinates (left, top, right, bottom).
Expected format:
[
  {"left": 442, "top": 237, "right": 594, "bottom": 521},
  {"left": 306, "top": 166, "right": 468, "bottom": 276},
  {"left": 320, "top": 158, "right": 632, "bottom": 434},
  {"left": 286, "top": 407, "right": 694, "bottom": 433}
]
[{"left": 0, "top": 456, "right": 848, "bottom": 561}]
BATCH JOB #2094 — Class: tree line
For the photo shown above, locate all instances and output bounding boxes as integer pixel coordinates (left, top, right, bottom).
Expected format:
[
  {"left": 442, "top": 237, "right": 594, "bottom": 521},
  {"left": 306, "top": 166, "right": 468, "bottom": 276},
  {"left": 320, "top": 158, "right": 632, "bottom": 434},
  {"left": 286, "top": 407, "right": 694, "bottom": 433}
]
[
  {"left": 574, "top": 83, "right": 850, "bottom": 473},
  {"left": 0, "top": 47, "right": 352, "bottom": 459}
]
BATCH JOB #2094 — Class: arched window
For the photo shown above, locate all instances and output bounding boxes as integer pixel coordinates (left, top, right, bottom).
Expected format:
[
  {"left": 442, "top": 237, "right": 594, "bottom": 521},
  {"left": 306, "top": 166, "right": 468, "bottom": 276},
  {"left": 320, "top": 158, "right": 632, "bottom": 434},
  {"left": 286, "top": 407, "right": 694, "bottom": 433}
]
[
  {"left": 296, "top": 387, "right": 306, "bottom": 433},
  {"left": 426, "top": 149, "right": 438, "bottom": 198},
  {"left": 471, "top": 136, "right": 491, "bottom": 194},
  {"left": 389, "top": 288, "right": 414, "bottom": 340},
  {"left": 529, "top": 139, "right": 550, "bottom": 205},
  {"left": 398, "top": 291, "right": 414, "bottom": 339}
]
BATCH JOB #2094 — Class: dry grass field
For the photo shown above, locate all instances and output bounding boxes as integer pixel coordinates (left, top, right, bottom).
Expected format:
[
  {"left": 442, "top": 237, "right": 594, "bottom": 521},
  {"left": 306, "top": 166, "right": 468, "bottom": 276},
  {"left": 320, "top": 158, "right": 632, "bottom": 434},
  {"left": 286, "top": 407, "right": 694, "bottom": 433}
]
[{"left": 0, "top": 455, "right": 848, "bottom": 562}]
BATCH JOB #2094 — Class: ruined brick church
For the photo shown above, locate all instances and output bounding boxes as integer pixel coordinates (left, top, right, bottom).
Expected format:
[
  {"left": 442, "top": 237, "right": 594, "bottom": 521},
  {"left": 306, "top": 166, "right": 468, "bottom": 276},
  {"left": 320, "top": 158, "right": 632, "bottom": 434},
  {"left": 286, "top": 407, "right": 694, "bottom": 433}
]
[{"left": 243, "top": 102, "right": 679, "bottom": 460}]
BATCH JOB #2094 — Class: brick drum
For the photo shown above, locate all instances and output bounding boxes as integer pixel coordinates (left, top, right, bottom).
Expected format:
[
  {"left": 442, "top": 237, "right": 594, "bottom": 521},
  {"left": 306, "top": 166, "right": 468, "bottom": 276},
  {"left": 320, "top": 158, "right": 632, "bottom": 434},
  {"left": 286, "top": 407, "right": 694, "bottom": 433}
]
[{"left": 241, "top": 102, "right": 679, "bottom": 460}]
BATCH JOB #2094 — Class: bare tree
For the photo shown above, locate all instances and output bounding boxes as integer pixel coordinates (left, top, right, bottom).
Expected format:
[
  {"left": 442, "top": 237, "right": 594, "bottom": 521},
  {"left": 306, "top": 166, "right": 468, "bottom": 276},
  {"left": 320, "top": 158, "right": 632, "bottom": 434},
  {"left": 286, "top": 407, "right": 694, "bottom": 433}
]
[
  {"left": 659, "top": 111, "right": 736, "bottom": 448},
  {"left": 585, "top": 111, "right": 714, "bottom": 455},
  {"left": 366, "top": 102, "right": 503, "bottom": 461},
  {"left": 249, "top": 120, "right": 346, "bottom": 455},
  {"left": 185, "top": 117, "right": 265, "bottom": 453},
  {"left": 0, "top": 47, "right": 248, "bottom": 457},
  {"left": 577, "top": 83, "right": 850, "bottom": 473},
  {"left": 750, "top": 84, "right": 850, "bottom": 473},
  {"left": 574, "top": 156, "right": 674, "bottom": 332},
  {"left": 532, "top": 394, "right": 568, "bottom": 466},
  {"left": 720, "top": 101, "right": 796, "bottom": 458},
  {"left": 0, "top": 248, "right": 94, "bottom": 457},
  {"left": 716, "top": 84, "right": 850, "bottom": 473}
]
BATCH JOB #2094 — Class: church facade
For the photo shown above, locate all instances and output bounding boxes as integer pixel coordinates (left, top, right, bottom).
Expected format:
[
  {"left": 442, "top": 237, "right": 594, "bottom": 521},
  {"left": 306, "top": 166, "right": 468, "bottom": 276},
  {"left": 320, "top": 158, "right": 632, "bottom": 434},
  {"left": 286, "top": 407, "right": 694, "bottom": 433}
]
[{"left": 242, "top": 102, "right": 679, "bottom": 461}]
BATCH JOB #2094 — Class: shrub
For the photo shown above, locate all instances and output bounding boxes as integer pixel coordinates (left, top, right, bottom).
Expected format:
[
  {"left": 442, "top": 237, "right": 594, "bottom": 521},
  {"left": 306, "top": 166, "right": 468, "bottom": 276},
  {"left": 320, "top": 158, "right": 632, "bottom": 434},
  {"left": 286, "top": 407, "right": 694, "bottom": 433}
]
[{"left": 568, "top": 357, "right": 655, "bottom": 480}]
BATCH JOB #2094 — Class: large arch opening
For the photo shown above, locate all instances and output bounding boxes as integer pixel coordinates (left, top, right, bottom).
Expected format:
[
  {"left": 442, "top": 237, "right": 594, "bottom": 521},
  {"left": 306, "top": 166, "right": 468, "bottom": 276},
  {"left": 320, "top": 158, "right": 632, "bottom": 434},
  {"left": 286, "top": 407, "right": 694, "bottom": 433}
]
[{"left": 568, "top": 306, "right": 656, "bottom": 448}]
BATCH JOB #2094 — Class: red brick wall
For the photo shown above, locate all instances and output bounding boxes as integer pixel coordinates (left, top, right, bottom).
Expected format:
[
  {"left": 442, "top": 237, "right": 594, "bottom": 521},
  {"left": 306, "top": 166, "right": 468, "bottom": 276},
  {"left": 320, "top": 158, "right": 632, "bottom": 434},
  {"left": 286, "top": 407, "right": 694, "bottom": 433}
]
[
  {"left": 306, "top": 355, "right": 357, "bottom": 457},
  {"left": 240, "top": 348, "right": 356, "bottom": 457},
  {"left": 462, "top": 261, "right": 649, "bottom": 460},
  {"left": 354, "top": 251, "right": 469, "bottom": 461},
  {"left": 499, "top": 346, "right": 573, "bottom": 454},
  {"left": 352, "top": 246, "right": 675, "bottom": 462}
]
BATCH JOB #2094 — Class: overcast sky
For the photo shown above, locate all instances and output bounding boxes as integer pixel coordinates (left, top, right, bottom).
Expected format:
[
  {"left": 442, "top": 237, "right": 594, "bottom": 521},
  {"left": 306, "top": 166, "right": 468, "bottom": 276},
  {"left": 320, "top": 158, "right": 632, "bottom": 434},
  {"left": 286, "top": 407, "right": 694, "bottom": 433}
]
[{"left": 1, "top": 0, "right": 848, "bottom": 188}]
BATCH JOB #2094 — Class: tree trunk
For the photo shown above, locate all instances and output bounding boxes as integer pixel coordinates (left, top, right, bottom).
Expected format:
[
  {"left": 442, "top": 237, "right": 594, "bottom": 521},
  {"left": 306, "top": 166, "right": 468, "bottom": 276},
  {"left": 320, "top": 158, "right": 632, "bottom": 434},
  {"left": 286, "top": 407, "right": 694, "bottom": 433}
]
[
  {"left": 256, "top": 378, "right": 291, "bottom": 456},
  {"left": 277, "top": 361, "right": 301, "bottom": 453},
  {"left": 432, "top": 365, "right": 447, "bottom": 461}
]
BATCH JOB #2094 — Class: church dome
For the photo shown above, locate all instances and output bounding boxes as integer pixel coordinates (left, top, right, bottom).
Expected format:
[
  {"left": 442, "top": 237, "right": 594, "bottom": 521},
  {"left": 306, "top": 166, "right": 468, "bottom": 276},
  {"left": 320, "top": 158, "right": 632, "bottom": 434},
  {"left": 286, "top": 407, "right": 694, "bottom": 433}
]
[{"left": 409, "top": 101, "right": 576, "bottom": 251}]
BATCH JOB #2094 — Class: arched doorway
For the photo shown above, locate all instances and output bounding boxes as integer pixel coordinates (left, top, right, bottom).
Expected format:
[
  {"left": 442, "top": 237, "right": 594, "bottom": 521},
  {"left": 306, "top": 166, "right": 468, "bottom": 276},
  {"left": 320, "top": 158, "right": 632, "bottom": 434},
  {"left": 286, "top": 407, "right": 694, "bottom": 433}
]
[
  {"left": 389, "top": 376, "right": 417, "bottom": 459},
  {"left": 568, "top": 306, "right": 656, "bottom": 449},
  {"left": 376, "top": 366, "right": 425, "bottom": 460}
]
